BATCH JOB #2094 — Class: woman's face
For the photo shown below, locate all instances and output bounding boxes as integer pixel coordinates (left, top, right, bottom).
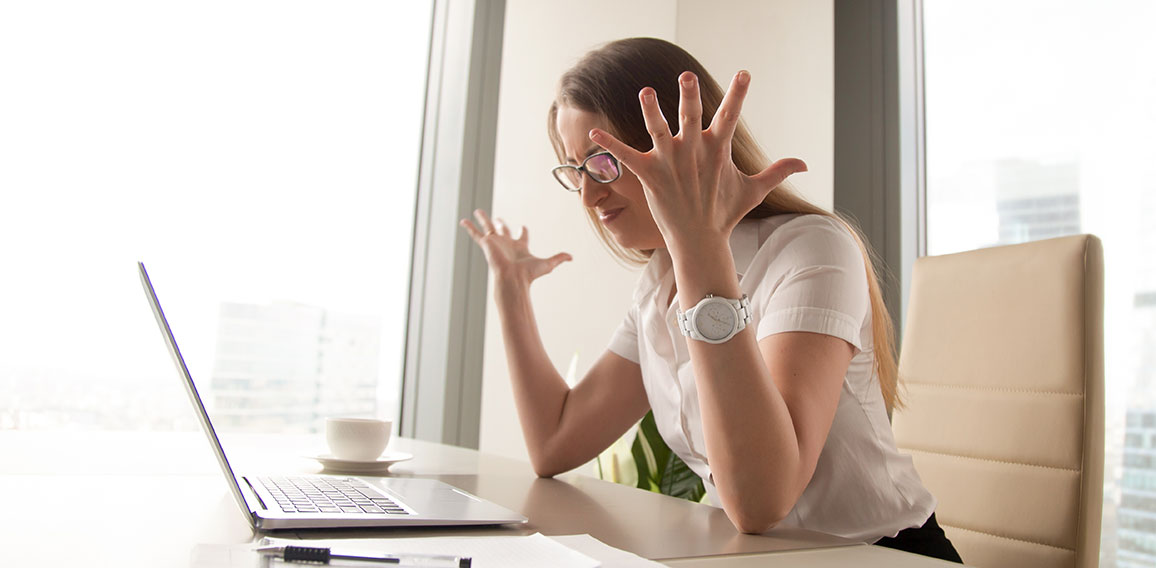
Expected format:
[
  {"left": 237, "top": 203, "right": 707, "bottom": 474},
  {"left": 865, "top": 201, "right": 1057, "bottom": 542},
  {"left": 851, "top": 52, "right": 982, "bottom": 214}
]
[{"left": 554, "top": 105, "right": 664, "bottom": 251}]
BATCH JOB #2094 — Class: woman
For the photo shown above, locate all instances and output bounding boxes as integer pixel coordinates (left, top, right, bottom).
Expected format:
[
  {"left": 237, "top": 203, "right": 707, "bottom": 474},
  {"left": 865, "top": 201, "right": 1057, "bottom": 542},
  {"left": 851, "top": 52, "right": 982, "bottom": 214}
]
[{"left": 460, "top": 37, "right": 961, "bottom": 562}]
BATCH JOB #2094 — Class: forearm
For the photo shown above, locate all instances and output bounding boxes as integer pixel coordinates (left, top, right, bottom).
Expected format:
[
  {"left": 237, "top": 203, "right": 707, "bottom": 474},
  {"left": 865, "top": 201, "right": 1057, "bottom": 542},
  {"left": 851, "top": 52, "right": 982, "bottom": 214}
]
[
  {"left": 691, "top": 338, "right": 804, "bottom": 532},
  {"left": 669, "top": 238, "right": 805, "bottom": 532},
  {"left": 458, "top": 211, "right": 605, "bottom": 475},
  {"left": 492, "top": 281, "right": 577, "bottom": 474}
]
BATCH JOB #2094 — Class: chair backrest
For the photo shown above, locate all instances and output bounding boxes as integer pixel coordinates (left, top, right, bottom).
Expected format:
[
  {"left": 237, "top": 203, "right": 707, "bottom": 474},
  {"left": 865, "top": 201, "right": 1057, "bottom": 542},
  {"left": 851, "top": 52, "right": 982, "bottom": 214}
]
[{"left": 891, "top": 235, "right": 1104, "bottom": 568}]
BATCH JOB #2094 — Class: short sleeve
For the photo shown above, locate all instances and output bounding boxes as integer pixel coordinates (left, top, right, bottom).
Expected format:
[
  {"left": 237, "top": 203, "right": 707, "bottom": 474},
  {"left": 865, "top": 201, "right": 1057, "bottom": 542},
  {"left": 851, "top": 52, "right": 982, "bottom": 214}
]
[
  {"left": 607, "top": 305, "right": 641, "bottom": 364},
  {"left": 749, "top": 217, "right": 870, "bottom": 352}
]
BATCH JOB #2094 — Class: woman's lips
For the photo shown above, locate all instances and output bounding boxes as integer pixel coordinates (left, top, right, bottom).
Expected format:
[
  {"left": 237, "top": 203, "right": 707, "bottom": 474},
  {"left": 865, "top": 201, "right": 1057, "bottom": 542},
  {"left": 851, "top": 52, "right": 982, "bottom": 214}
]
[{"left": 599, "top": 208, "right": 623, "bottom": 224}]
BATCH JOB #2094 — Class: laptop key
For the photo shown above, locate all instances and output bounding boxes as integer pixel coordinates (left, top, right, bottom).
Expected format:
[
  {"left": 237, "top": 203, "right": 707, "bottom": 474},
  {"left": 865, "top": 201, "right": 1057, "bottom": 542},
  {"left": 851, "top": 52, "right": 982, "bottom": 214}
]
[{"left": 255, "top": 475, "right": 418, "bottom": 516}]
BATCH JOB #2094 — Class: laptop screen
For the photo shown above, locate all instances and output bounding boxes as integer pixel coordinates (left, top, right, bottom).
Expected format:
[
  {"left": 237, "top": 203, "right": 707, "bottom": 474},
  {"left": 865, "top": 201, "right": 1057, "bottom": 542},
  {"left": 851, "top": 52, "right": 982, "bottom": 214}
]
[{"left": 138, "top": 262, "right": 254, "bottom": 524}]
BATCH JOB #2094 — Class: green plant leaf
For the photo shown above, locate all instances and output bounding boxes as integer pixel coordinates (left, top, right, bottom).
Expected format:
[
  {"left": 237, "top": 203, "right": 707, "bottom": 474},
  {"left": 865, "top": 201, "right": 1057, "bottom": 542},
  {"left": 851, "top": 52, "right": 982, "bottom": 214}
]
[
  {"left": 630, "top": 411, "right": 705, "bottom": 502},
  {"left": 660, "top": 449, "right": 707, "bottom": 502},
  {"left": 631, "top": 411, "right": 668, "bottom": 492}
]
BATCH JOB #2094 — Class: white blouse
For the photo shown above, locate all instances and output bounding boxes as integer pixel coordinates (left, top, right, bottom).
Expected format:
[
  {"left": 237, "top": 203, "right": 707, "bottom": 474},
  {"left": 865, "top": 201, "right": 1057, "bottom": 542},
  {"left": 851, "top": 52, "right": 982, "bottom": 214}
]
[{"left": 607, "top": 214, "right": 936, "bottom": 542}]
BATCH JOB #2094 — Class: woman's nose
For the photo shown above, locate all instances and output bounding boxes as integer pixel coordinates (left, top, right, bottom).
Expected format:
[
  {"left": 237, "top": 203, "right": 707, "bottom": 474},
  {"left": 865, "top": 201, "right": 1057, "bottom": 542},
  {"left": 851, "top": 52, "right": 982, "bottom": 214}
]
[{"left": 579, "top": 177, "right": 607, "bottom": 208}]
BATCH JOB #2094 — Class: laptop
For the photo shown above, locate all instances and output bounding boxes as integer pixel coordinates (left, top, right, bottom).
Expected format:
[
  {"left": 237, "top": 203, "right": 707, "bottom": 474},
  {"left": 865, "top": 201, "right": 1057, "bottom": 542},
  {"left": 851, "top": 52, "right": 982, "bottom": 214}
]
[{"left": 138, "top": 262, "right": 527, "bottom": 530}]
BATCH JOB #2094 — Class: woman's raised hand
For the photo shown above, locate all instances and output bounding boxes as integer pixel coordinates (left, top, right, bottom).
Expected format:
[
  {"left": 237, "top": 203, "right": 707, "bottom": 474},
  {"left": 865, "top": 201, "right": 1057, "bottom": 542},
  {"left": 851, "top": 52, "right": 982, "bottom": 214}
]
[
  {"left": 588, "top": 71, "right": 807, "bottom": 250},
  {"left": 460, "top": 209, "right": 572, "bottom": 290}
]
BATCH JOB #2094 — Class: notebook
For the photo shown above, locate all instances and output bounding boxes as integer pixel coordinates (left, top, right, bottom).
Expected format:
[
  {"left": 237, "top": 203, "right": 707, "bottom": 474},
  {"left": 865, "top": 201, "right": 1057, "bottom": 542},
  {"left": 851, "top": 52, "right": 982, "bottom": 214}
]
[{"left": 138, "top": 262, "right": 527, "bottom": 530}]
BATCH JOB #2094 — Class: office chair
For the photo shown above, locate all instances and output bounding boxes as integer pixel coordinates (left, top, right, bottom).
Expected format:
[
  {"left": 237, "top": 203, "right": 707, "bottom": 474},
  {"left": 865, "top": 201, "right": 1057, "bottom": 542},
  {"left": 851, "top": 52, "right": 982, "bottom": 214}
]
[{"left": 891, "top": 235, "right": 1104, "bottom": 568}]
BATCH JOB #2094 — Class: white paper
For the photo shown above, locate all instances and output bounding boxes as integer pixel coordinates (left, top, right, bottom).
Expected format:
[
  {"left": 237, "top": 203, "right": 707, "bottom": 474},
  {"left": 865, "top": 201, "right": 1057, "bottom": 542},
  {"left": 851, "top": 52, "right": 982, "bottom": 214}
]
[
  {"left": 549, "top": 535, "right": 669, "bottom": 568},
  {"left": 193, "top": 533, "right": 601, "bottom": 568}
]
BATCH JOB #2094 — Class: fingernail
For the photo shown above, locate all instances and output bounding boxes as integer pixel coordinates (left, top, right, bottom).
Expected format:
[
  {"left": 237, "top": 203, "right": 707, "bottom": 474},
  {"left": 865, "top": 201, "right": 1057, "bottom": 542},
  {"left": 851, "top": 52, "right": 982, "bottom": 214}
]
[
  {"left": 588, "top": 129, "right": 602, "bottom": 141},
  {"left": 640, "top": 88, "right": 655, "bottom": 103},
  {"left": 737, "top": 70, "right": 750, "bottom": 85},
  {"left": 680, "top": 72, "right": 695, "bottom": 86}
]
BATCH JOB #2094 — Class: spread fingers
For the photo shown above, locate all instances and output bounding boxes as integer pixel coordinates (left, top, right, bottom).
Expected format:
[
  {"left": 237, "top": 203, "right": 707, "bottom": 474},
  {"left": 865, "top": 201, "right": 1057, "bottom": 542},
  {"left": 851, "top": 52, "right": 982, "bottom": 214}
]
[
  {"left": 677, "top": 71, "right": 702, "bottom": 143},
  {"left": 639, "top": 87, "right": 672, "bottom": 151},
  {"left": 709, "top": 70, "right": 751, "bottom": 142}
]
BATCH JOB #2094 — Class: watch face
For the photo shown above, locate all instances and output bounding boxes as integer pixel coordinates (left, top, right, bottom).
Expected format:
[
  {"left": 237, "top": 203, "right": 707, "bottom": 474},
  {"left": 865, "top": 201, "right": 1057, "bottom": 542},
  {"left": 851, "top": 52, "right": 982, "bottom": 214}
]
[{"left": 694, "top": 300, "right": 736, "bottom": 341}]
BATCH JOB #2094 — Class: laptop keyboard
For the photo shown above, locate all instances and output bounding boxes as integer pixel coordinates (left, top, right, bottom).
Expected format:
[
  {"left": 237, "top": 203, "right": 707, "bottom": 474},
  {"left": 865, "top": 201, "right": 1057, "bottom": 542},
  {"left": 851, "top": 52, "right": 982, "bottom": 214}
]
[{"left": 257, "top": 476, "right": 412, "bottom": 515}]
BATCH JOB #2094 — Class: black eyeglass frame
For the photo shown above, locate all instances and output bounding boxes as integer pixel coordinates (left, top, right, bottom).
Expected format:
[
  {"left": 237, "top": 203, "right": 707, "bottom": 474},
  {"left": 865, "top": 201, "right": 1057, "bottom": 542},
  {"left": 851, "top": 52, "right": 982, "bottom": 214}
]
[{"left": 550, "top": 151, "right": 621, "bottom": 192}]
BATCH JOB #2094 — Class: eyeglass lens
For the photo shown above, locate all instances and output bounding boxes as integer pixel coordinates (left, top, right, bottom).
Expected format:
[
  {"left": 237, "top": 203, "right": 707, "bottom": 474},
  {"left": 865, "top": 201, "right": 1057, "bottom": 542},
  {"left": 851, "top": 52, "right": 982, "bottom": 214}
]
[
  {"left": 583, "top": 153, "right": 618, "bottom": 182},
  {"left": 553, "top": 153, "right": 619, "bottom": 190}
]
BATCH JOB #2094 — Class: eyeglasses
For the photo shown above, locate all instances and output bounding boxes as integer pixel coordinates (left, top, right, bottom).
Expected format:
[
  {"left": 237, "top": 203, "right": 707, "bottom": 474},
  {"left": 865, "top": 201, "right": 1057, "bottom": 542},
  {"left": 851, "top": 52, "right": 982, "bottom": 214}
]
[{"left": 551, "top": 151, "right": 620, "bottom": 192}]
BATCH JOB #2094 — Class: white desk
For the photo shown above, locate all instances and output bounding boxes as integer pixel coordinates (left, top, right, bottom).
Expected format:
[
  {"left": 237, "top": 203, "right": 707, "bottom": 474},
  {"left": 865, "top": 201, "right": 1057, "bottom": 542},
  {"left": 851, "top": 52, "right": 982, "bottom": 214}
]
[{"left": 0, "top": 431, "right": 963, "bottom": 567}]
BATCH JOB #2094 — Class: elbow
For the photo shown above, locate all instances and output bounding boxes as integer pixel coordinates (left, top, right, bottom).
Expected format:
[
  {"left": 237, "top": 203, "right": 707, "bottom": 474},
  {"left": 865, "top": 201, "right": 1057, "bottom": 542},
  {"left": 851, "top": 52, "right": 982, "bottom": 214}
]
[
  {"left": 730, "top": 509, "right": 787, "bottom": 535},
  {"left": 527, "top": 450, "right": 567, "bottom": 479},
  {"left": 525, "top": 432, "right": 585, "bottom": 478},
  {"left": 530, "top": 463, "right": 561, "bottom": 478},
  {"left": 717, "top": 460, "right": 805, "bottom": 534},
  {"left": 736, "top": 522, "right": 775, "bottom": 536},
  {"left": 724, "top": 493, "right": 794, "bottom": 535}
]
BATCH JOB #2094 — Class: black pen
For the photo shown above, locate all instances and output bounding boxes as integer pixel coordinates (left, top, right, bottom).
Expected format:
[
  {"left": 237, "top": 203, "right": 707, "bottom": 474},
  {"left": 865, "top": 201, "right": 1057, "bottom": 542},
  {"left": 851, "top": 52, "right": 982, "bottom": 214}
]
[{"left": 255, "top": 545, "right": 472, "bottom": 567}]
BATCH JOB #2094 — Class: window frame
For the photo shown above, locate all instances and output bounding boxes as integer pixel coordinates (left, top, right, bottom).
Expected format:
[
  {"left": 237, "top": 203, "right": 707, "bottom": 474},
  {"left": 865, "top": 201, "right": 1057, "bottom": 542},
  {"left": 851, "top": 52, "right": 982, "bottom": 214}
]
[
  {"left": 399, "top": 0, "right": 506, "bottom": 448},
  {"left": 833, "top": 0, "right": 926, "bottom": 338}
]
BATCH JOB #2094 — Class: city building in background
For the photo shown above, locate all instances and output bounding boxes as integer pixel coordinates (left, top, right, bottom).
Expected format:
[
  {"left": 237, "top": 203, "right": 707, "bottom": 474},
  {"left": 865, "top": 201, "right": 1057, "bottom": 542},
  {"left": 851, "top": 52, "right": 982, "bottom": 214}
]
[
  {"left": 924, "top": 3, "right": 1156, "bottom": 564},
  {"left": 1117, "top": 185, "right": 1156, "bottom": 566},
  {"left": 210, "top": 302, "right": 380, "bottom": 434},
  {"left": 992, "top": 159, "right": 1081, "bottom": 245},
  {"left": 1120, "top": 409, "right": 1156, "bottom": 566},
  {"left": 0, "top": 1, "right": 428, "bottom": 435}
]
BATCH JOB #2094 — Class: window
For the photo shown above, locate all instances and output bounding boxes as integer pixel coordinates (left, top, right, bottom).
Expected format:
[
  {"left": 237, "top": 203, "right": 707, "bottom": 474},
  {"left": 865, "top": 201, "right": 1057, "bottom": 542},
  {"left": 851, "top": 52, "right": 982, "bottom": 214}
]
[
  {"left": 923, "top": 1, "right": 1156, "bottom": 565},
  {"left": 0, "top": 1, "right": 434, "bottom": 434}
]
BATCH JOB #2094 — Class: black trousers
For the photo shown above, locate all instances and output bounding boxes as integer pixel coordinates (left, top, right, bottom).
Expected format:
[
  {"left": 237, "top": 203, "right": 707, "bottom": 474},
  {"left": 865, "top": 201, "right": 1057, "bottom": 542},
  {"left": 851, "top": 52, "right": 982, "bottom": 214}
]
[{"left": 874, "top": 512, "right": 964, "bottom": 563}]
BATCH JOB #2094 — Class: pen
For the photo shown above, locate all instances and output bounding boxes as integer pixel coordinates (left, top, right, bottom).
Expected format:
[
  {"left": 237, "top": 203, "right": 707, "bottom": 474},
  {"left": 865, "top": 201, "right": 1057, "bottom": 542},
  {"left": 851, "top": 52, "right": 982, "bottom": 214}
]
[{"left": 255, "top": 545, "right": 472, "bottom": 567}]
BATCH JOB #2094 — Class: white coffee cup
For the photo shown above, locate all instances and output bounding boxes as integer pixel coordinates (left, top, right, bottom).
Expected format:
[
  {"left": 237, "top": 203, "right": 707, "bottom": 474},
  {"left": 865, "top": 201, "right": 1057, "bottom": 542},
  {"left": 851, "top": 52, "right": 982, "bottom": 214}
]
[{"left": 325, "top": 417, "right": 391, "bottom": 461}]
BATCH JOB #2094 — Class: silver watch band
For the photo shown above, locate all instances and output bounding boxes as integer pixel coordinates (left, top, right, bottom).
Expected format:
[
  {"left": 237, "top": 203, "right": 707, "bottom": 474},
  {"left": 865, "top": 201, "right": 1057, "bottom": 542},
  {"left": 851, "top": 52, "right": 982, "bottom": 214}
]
[{"left": 676, "top": 294, "right": 752, "bottom": 343}]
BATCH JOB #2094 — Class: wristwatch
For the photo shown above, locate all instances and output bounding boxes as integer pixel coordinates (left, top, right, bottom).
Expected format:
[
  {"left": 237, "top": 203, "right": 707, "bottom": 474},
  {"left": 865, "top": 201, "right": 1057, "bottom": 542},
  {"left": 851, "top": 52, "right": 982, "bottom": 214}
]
[{"left": 677, "top": 294, "right": 752, "bottom": 344}]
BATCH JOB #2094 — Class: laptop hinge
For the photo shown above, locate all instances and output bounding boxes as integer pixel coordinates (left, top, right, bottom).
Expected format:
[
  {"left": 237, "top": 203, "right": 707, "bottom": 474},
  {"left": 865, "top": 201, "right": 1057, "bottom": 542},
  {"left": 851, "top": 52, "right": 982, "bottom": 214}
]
[{"left": 242, "top": 476, "right": 269, "bottom": 512}]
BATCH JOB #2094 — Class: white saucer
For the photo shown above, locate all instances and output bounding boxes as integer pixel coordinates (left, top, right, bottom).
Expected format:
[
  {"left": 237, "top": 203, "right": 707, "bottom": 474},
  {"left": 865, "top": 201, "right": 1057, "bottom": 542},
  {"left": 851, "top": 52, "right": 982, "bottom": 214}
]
[{"left": 306, "top": 451, "right": 413, "bottom": 475}]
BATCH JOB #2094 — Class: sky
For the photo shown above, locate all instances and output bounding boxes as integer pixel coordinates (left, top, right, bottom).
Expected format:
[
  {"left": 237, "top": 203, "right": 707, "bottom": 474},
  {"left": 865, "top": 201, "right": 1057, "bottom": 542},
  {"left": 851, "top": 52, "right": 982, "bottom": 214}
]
[
  {"left": 2, "top": 0, "right": 1153, "bottom": 419},
  {"left": 924, "top": 0, "right": 1156, "bottom": 413},
  {"left": 0, "top": 1, "right": 432, "bottom": 398}
]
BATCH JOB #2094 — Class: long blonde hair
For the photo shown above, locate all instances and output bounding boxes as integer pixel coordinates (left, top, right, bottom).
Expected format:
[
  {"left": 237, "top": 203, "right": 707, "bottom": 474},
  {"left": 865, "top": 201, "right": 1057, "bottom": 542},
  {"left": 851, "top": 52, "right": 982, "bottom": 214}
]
[{"left": 548, "top": 38, "right": 900, "bottom": 411}]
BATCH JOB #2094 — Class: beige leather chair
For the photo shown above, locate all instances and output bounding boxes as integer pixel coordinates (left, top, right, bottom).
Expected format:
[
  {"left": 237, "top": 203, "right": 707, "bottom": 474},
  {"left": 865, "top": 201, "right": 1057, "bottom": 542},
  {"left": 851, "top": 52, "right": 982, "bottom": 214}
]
[{"left": 891, "top": 235, "right": 1104, "bottom": 568}]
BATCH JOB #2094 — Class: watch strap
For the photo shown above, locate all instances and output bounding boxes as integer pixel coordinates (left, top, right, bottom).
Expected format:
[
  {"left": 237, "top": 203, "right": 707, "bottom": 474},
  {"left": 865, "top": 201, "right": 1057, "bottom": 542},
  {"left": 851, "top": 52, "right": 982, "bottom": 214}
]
[{"left": 677, "top": 294, "right": 752, "bottom": 343}]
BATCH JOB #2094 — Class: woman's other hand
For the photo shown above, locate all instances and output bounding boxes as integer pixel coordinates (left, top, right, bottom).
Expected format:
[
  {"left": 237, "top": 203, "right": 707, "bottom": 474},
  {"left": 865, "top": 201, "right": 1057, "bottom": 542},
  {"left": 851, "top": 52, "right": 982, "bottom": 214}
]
[
  {"left": 460, "top": 209, "right": 572, "bottom": 292},
  {"left": 588, "top": 71, "right": 807, "bottom": 250}
]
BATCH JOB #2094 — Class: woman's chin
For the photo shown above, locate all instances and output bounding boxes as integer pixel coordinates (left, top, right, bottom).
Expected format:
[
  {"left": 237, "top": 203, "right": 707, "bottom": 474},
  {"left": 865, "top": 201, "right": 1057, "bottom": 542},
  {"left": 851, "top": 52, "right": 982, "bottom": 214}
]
[
  {"left": 612, "top": 233, "right": 663, "bottom": 252},
  {"left": 608, "top": 230, "right": 637, "bottom": 250}
]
